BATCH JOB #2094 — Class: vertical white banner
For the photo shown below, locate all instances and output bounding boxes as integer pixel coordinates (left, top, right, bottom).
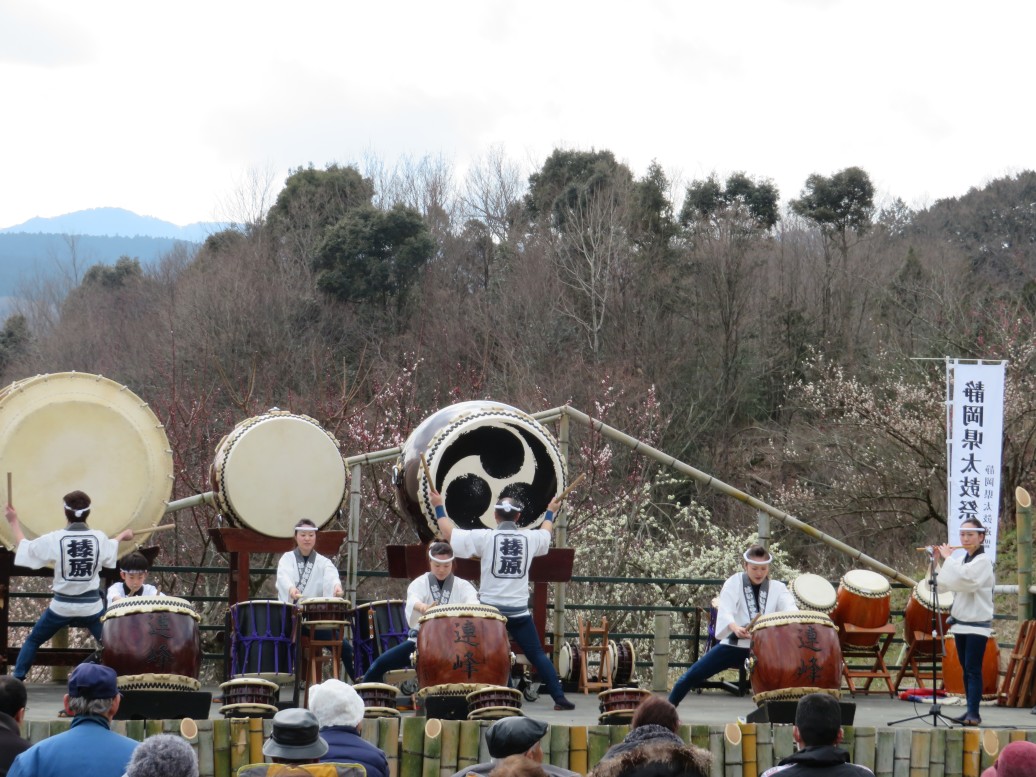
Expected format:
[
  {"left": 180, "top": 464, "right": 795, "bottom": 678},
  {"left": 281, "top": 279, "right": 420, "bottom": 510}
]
[{"left": 947, "top": 360, "right": 1006, "bottom": 561}]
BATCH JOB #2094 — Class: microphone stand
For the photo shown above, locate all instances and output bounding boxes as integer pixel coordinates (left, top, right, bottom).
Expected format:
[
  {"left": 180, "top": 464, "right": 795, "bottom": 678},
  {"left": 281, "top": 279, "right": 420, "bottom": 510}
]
[{"left": 889, "top": 548, "right": 958, "bottom": 727}]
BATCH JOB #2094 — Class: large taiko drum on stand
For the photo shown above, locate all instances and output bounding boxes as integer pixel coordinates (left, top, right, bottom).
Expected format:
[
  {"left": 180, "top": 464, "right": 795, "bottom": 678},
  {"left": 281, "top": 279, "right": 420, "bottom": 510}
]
[
  {"left": 830, "top": 569, "right": 891, "bottom": 646},
  {"left": 0, "top": 373, "right": 173, "bottom": 552},
  {"left": 416, "top": 603, "right": 511, "bottom": 688},
  {"left": 394, "top": 401, "right": 567, "bottom": 541},
  {"left": 942, "top": 636, "right": 1001, "bottom": 699},
  {"left": 101, "top": 596, "right": 202, "bottom": 691},
  {"left": 790, "top": 574, "right": 837, "bottom": 615},
  {"left": 210, "top": 410, "right": 346, "bottom": 537},
  {"left": 904, "top": 579, "right": 954, "bottom": 647},
  {"left": 748, "top": 611, "right": 843, "bottom": 704}
]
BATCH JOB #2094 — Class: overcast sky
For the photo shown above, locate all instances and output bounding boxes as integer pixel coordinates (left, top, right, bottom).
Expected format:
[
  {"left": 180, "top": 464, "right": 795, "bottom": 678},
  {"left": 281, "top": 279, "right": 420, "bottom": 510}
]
[{"left": 1, "top": 0, "right": 1033, "bottom": 229}]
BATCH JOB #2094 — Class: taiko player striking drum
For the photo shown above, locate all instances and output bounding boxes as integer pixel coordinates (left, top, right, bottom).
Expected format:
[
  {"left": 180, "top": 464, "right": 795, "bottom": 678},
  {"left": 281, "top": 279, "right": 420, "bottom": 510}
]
[
  {"left": 668, "top": 544, "right": 797, "bottom": 707},
  {"left": 933, "top": 518, "right": 995, "bottom": 727},
  {"left": 5, "top": 491, "right": 134, "bottom": 680},
  {"left": 276, "top": 518, "right": 355, "bottom": 680},
  {"left": 432, "top": 489, "right": 576, "bottom": 711}
]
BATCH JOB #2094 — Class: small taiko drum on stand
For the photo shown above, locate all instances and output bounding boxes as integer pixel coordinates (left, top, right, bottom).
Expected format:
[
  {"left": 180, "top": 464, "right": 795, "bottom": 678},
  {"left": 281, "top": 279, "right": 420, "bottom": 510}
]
[
  {"left": 942, "top": 636, "right": 1001, "bottom": 700},
  {"left": 830, "top": 569, "right": 891, "bottom": 646},
  {"left": 706, "top": 597, "right": 721, "bottom": 651},
  {"left": 416, "top": 603, "right": 511, "bottom": 688},
  {"left": 299, "top": 597, "right": 351, "bottom": 627},
  {"left": 609, "top": 640, "right": 637, "bottom": 686},
  {"left": 352, "top": 599, "right": 409, "bottom": 677},
  {"left": 790, "top": 574, "right": 838, "bottom": 615},
  {"left": 748, "top": 611, "right": 843, "bottom": 705},
  {"left": 219, "top": 677, "right": 280, "bottom": 718},
  {"left": 394, "top": 401, "right": 567, "bottom": 542},
  {"left": 210, "top": 410, "right": 347, "bottom": 537},
  {"left": 598, "top": 687, "right": 651, "bottom": 724},
  {"left": 559, "top": 641, "right": 582, "bottom": 687},
  {"left": 102, "top": 596, "right": 201, "bottom": 691},
  {"left": 467, "top": 685, "right": 523, "bottom": 719},
  {"left": 0, "top": 372, "right": 173, "bottom": 553},
  {"left": 904, "top": 579, "right": 954, "bottom": 648},
  {"left": 353, "top": 682, "right": 402, "bottom": 719},
  {"left": 230, "top": 599, "right": 297, "bottom": 683}
]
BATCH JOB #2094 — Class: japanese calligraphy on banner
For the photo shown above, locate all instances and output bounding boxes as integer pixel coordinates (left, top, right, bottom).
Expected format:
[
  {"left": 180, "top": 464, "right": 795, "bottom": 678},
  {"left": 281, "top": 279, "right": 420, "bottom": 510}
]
[{"left": 947, "top": 360, "right": 1006, "bottom": 561}]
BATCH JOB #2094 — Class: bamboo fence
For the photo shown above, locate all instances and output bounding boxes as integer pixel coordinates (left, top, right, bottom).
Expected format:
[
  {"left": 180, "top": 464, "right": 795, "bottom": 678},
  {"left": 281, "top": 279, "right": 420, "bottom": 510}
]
[{"left": 18, "top": 718, "right": 1036, "bottom": 777}]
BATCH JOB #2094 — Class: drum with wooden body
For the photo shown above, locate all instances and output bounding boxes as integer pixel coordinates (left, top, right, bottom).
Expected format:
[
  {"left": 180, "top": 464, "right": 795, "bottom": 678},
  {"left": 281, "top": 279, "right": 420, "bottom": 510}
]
[
  {"left": 790, "top": 574, "right": 838, "bottom": 614},
  {"left": 219, "top": 677, "right": 280, "bottom": 718},
  {"left": 559, "top": 641, "right": 582, "bottom": 683},
  {"left": 210, "top": 410, "right": 346, "bottom": 537},
  {"left": 394, "top": 401, "right": 567, "bottom": 542},
  {"left": 416, "top": 603, "right": 511, "bottom": 688},
  {"left": 598, "top": 687, "right": 652, "bottom": 724},
  {"left": 467, "top": 685, "right": 522, "bottom": 719},
  {"left": 102, "top": 596, "right": 201, "bottom": 691},
  {"left": 352, "top": 599, "right": 409, "bottom": 677},
  {"left": 230, "top": 599, "right": 296, "bottom": 683},
  {"left": 299, "top": 597, "right": 351, "bottom": 626},
  {"left": 353, "top": 682, "right": 402, "bottom": 718},
  {"left": 942, "top": 636, "right": 1000, "bottom": 699},
  {"left": 610, "top": 639, "right": 636, "bottom": 686},
  {"left": 0, "top": 372, "right": 173, "bottom": 552},
  {"left": 830, "top": 569, "right": 891, "bottom": 646},
  {"left": 904, "top": 578, "right": 954, "bottom": 647},
  {"left": 748, "top": 611, "right": 843, "bottom": 704}
]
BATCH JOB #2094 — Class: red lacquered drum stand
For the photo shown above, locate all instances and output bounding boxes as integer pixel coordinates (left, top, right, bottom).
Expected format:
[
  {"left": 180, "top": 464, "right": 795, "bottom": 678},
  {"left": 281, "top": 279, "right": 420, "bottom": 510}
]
[
  {"left": 888, "top": 550, "right": 958, "bottom": 727},
  {"left": 209, "top": 528, "right": 348, "bottom": 707}
]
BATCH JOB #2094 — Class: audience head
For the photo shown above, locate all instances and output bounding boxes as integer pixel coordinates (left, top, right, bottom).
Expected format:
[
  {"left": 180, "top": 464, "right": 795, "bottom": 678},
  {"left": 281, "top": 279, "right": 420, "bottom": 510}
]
[
  {"left": 630, "top": 695, "right": 680, "bottom": 733},
  {"left": 794, "top": 693, "right": 842, "bottom": 748},
  {"left": 308, "top": 678, "right": 365, "bottom": 729},
  {"left": 263, "top": 708, "right": 329, "bottom": 764},
  {"left": 486, "top": 716, "right": 549, "bottom": 762},
  {"left": 0, "top": 675, "right": 27, "bottom": 721},
  {"left": 125, "top": 734, "right": 199, "bottom": 777},
  {"left": 488, "top": 755, "right": 548, "bottom": 777},
  {"left": 981, "top": 741, "right": 1036, "bottom": 777},
  {"left": 64, "top": 663, "right": 120, "bottom": 718}
]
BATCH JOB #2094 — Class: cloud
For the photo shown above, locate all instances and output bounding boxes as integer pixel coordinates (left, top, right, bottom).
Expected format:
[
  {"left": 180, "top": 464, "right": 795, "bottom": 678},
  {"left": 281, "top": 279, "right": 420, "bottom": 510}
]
[{"left": 0, "top": 3, "right": 91, "bottom": 67}]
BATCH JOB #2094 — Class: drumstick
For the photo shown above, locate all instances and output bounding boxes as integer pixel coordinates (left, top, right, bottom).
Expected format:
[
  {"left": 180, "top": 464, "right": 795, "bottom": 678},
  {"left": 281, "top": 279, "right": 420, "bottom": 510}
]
[
  {"left": 556, "top": 473, "right": 586, "bottom": 503},
  {"left": 6, "top": 472, "right": 10, "bottom": 507},
  {"left": 133, "top": 523, "right": 178, "bottom": 537},
  {"left": 420, "top": 453, "right": 434, "bottom": 488}
]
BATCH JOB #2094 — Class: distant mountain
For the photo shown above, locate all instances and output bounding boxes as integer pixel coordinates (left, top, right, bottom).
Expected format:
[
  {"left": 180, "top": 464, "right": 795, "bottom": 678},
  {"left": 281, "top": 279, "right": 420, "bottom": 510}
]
[{"left": 0, "top": 207, "right": 226, "bottom": 243}]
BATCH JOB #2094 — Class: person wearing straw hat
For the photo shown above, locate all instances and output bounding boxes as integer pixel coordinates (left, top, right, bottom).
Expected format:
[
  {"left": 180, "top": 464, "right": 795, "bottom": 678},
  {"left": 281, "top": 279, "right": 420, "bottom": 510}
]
[
  {"left": 360, "top": 540, "right": 477, "bottom": 685},
  {"left": 277, "top": 518, "right": 355, "bottom": 680},
  {"left": 668, "top": 543, "right": 796, "bottom": 707},
  {"left": 5, "top": 491, "right": 133, "bottom": 681},
  {"left": 8, "top": 664, "right": 138, "bottom": 777},
  {"left": 307, "top": 679, "right": 388, "bottom": 777},
  {"left": 433, "top": 490, "right": 576, "bottom": 711}
]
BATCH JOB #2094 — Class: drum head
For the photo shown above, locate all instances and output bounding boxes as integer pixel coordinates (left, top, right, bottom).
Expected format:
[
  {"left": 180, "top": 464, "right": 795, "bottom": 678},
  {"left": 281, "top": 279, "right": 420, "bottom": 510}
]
[
  {"left": 0, "top": 373, "right": 173, "bottom": 550},
  {"left": 841, "top": 569, "right": 891, "bottom": 595},
  {"left": 212, "top": 411, "right": 346, "bottom": 537},
  {"left": 914, "top": 578, "right": 954, "bottom": 610},
  {"left": 791, "top": 574, "right": 837, "bottom": 611}
]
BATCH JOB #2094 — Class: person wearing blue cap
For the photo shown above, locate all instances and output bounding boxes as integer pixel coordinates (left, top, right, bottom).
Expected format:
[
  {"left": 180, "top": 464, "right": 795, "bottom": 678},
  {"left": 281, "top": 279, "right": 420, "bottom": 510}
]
[
  {"left": 447, "top": 716, "right": 578, "bottom": 777},
  {"left": 432, "top": 491, "right": 575, "bottom": 711},
  {"left": 7, "top": 663, "right": 138, "bottom": 777}
]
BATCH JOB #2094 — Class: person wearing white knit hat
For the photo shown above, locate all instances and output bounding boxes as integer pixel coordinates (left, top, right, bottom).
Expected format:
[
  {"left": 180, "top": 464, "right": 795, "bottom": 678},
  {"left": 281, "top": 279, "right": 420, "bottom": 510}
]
[{"left": 307, "top": 679, "right": 388, "bottom": 777}]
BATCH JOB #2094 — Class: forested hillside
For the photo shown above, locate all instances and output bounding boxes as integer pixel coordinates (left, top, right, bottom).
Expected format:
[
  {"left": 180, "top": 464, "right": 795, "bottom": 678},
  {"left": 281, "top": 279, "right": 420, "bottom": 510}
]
[{"left": 3, "top": 153, "right": 1035, "bottom": 609}]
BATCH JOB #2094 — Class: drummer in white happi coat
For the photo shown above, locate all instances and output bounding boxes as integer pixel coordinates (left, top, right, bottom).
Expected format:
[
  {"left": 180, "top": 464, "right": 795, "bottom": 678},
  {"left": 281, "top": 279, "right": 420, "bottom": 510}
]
[
  {"left": 276, "top": 518, "right": 355, "bottom": 679},
  {"left": 669, "top": 543, "right": 797, "bottom": 707},
  {"left": 361, "top": 540, "right": 478, "bottom": 683},
  {"left": 5, "top": 490, "right": 134, "bottom": 681}
]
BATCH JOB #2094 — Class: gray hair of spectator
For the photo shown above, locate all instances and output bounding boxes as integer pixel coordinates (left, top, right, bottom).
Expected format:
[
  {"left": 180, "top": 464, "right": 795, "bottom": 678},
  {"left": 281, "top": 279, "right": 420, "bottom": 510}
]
[
  {"left": 126, "top": 734, "right": 200, "bottom": 777},
  {"left": 0, "top": 675, "right": 27, "bottom": 717},
  {"left": 67, "top": 695, "right": 117, "bottom": 717}
]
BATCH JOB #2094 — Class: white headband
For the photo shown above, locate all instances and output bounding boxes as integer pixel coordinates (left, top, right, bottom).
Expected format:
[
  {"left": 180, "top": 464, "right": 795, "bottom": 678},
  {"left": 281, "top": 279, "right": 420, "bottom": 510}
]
[
  {"left": 743, "top": 550, "right": 773, "bottom": 565},
  {"left": 429, "top": 550, "right": 455, "bottom": 563},
  {"left": 294, "top": 523, "right": 318, "bottom": 533},
  {"left": 494, "top": 502, "right": 522, "bottom": 514},
  {"left": 64, "top": 504, "right": 90, "bottom": 519}
]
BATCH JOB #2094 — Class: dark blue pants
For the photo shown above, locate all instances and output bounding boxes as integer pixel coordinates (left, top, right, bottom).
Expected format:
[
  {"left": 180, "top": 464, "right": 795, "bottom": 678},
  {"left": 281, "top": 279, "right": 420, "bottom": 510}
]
[
  {"left": 506, "top": 614, "right": 565, "bottom": 703},
  {"left": 668, "top": 643, "right": 749, "bottom": 707},
  {"left": 363, "top": 639, "right": 416, "bottom": 684},
  {"left": 954, "top": 632, "right": 987, "bottom": 720}
]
